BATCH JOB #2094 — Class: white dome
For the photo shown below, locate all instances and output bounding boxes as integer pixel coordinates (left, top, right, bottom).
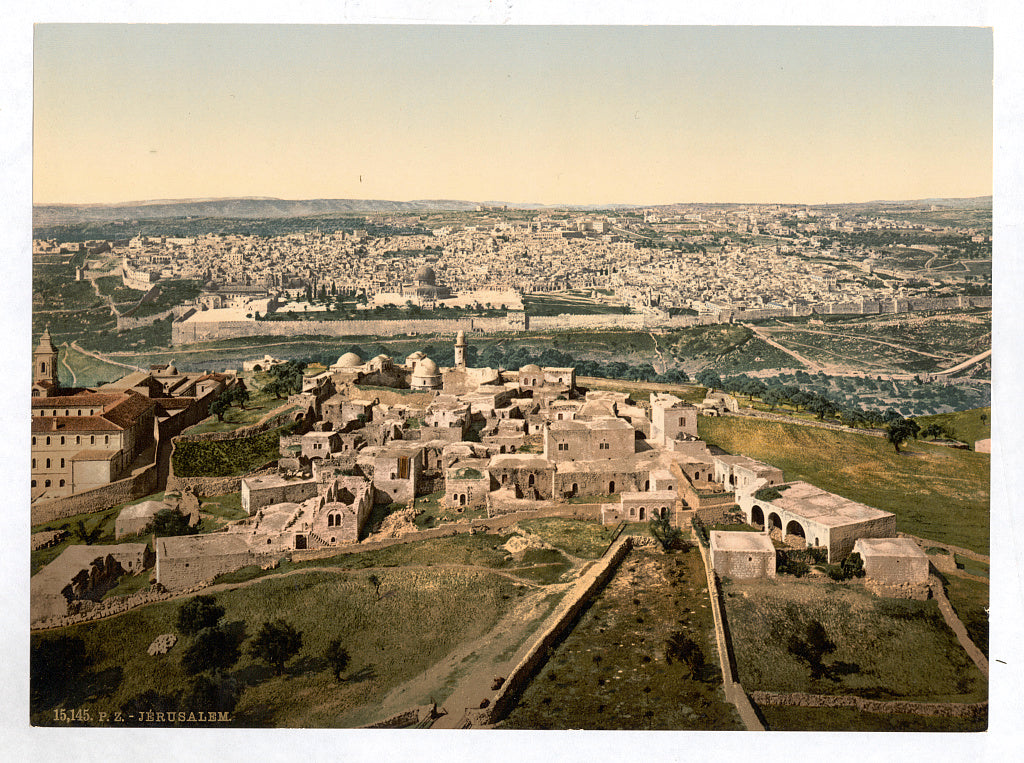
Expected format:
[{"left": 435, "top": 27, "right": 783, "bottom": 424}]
[
  {"left": 336, "top": 352, "right": 363, "bottom": 367},
  {"left": 414, "top": 357, "right": 439, "bottom": 376}
]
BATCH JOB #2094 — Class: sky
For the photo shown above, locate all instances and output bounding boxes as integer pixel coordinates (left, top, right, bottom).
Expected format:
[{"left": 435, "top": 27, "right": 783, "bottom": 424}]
[{"left": 33, "top": 25, "right": 993, "bottom": 206}]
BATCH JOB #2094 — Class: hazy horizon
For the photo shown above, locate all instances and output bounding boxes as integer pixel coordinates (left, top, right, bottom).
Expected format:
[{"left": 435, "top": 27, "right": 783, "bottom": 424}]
[{"left": 34, "top": 25, "right": 993, "bottom": 207}]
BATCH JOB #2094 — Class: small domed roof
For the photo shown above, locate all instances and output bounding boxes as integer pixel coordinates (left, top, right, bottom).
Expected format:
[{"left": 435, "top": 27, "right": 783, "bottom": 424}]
[
  {"left": 414, "top": 265, "right": 436, "bottom": 285},
  {"left": 520, "top": 364, "right": 542, "bottom": 373},
  {"left": 336, "top": 352, "right": 363, "bottom": 367},
  {"left": 413, "top": 357, "right": 439, "bottom": 376},
  {"left": 406, "top": 350, "right": 425, "bottom": 364}
]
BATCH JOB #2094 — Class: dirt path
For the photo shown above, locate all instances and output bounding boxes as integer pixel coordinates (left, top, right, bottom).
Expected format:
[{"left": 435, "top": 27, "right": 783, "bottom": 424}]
[
  {"left": 935, "top": 348, "right": 992, "bottom": 377},
  {"left": 744, "top": 324, "right": 822, "bottom": 372},
  {"left": 648, "top": 331, "right": 667, "bottom": 374},
  {"left": 59, "top": 342, "right": 78, "bottom": 386},
  {"left": 70, "top": 340, "right": 144, "bottom": 372}
]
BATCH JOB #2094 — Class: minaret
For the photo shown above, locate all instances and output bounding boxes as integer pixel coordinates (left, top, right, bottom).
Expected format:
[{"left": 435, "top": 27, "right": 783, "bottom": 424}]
[
  {"left": 34, "top": 327, "right": 59, "bottom": 390},
  {"left": 454, "top": 330, "right": 467, "bottom": 368}
]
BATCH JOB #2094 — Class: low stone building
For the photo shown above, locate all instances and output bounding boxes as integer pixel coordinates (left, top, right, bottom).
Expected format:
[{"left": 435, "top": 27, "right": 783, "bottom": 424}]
[
  {"left": 739, "top": 481, "right": 896, "bottom": 562},
  {"left": 853, "top": 537, "right": 930, "bottom": 586},
  {"left": 709, "top": 531, "right": 776, "bottom": 579},
  {"left": 155, "top": 533, "right": 280, "bottom": 591},
  {"left": 602, "top": 490, "right": 676, "bottom": 525}
]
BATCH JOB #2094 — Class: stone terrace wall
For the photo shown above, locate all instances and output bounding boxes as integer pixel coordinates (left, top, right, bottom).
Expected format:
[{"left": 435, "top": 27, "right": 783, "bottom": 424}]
[
  {"left": 484, "top": 535, "right": 632, "bottom": 723},
  {"left": 749, "top": 691, "right": 987, "bottom": 721},
  {"left": 31, "top": 463, "right": 158, "bottom": 525}
]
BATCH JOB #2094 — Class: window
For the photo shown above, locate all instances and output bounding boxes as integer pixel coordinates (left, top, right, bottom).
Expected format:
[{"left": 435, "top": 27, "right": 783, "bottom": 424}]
[
  {"left": 557, "top": 442, "right": 568, "bottom": 451},
  {"left": 32, "top": 437, "right": 36, "bottom": 445},
  {"left": 104, "top": 435, "right": 109, "bottom": 445},
  {"left": 599, "top": 442, "right": 610, "bottom": 450},
  {"left": 60, "top": 459, "right": 65, "bottom": 468},
  {"left": 60, "top": 436, "right": 65, "bottom": 445},
  {"left": 45, "top": 480, "right": 51, "bottom": 488},
  {"left": 46, "top": 459, "right": 51, "bottom": 469},
  {"left": 32, "top": 459, "right": 35, "bottom": 469},
  {"left": 46, "top": 436, "right": 50, "bottom": 445},
  {"left": 31, "top": 480, "right": 36, "bottom": 488},
  {"left": 59, "top": 480, "right": 65, "bottom": 487},
  {"left": 76, "top": 436, "right": 80, "bottom": 445},
  {"left": 90, "top": 436, "right": 95, "bottom": 445}
]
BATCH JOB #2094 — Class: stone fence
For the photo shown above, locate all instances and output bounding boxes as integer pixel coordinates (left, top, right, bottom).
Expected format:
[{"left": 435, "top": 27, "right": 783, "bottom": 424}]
[
  {"left": 749, "top": 691, "right": 987, "bottom": 721},
  {"left": 361, "top": 704, "right": 439, "bottom": 729},
  {"left": 482, "top": 535, "right": 633, "bottom": 724}
]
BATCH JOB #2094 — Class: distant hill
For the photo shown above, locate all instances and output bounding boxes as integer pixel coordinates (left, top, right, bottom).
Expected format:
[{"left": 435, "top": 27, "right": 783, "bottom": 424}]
[{"left": 32, "top": 197, "right": 483, "bottom": 224}]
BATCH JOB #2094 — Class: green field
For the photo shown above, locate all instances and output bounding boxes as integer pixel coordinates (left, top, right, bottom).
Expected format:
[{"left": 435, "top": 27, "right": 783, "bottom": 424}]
[
  {"left": 31, "top": 567, "right": 523, "bottom": 727},
  {"left": 914, "top": 407, "right": 991, "bottom": 449},
  {"left": 698, "top": 416, "right": 989, "bottom": 553},
  {"left": 724, "top": 577, "right": 987, "bottom": 704}
]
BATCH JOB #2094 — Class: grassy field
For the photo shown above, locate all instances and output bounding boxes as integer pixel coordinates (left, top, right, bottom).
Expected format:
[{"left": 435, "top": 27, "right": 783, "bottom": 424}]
[
  {"left": 724, "top": 577, "right": 987, "bottom": 704},
  {"left": 515, "top": 518, "right": 617, "bottom": 559},
  {"left": 698, "top": 416, "right": 989, "bottom": 553},
  {"left": 58, "top": 344, "right": 131, "bottom": 388},
  {"left": 914, "top": 407, "right": 991, "bottom": 449},
  {"left": 500, "top": 547, "right": 743, "bottom": 730},
  {"left": 182, "top": 373, "right": 299, "bottom": 435},
  {"left": 31, "top": 567, "right": 522, "bottom": 727}
]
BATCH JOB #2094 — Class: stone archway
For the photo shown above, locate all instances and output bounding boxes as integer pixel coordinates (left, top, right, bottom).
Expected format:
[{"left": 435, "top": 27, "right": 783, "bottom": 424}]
[
  {"left": 767, "top": 512, "right": 782, "bottom": 532},
  {"left": 785, "top": 520, "right": 807, "bottom": 547},
  {"left": 751, "top": 505, "right": 765, "bottom": 529}
]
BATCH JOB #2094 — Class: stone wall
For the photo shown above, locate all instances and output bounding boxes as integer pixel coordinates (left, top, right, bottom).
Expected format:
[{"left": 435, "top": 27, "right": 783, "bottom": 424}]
[
  {"left": 484, "top": 535, "right": 632, "bottom": 723},
  {"left": 749, "top": 691, "right": 987, "bottom": 721},
  {"left": 31, "top": 462, "right": 158, "bottom": 525}
]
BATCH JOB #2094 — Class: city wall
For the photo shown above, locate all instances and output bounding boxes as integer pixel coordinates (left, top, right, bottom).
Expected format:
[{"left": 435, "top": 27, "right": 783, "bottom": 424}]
[{"left": 171, "top": 294, "right": 991, "bottom": 346}]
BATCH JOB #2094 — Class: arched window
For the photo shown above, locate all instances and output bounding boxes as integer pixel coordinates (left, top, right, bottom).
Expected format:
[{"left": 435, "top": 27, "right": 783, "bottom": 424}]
[
  {"left": 60, "top": 459, "right": 65, "bottom": 468},
  {"left": 104, "top": 435, "right": 109, "bottom": 445},
  {"left": 60, "top": 436, "right": 65, "bottom": 445},
  {"left": 46, "top": 436, "right": 50, "bottom": 445},
  {"left": 44, "top": 480, "right": 51, "bottom": 488},
  {"left": 630, "top": 507, "right": 635, "bottom": 517},
  {"left": 59, "top": 479, "right": 65, "bottom": 487},
  {"left": 46, "top": 458, "right": 50, "bottom": 469},
  {"left": 528, "top": 473, "right": 535, "bottom": 487},
  {"left": 76, "top": 436, "right": 80, "bottom": 445},
  {"left": 90, "top": 436, "right": 95, "bottom": 445},
  {"left": 608, "top": 481, "right": 616, "bottom": 494}
]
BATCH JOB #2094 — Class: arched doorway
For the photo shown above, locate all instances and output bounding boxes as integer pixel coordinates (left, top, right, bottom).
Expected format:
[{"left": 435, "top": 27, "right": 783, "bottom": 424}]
[
  {"left": 608, "top": 480, "right": 616, "bottom": 494},
  {"left": 785, "top": 520, "right": 807, "bottom": 547},
  {"left": 751, "top": 505, "right": 765, "bottom": 529},
  {"left": 571, "top": 483, "right": 578, "bottom": 496},
  {"left": 639, "top": 507, "right": 646, "bottom": 520}
]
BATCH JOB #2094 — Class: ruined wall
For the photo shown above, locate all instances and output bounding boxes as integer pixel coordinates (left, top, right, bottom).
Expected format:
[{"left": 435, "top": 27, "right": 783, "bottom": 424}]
[
  {"left": 553, "top": 468, "right": 646, "bottom": 500},
  {"left": 241, "top": 477, "right": 318, "bottom": 515}
]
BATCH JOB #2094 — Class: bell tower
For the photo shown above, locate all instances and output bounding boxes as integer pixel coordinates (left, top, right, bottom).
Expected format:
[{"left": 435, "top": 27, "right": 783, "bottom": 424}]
[{"left": 33, "top": 327, "right": 59, "bottom": 392}]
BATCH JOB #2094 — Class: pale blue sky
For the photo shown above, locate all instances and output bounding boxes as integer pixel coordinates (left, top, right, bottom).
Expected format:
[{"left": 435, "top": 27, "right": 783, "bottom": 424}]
[{"left": 34, "top": 25, "right": 992, "bottom": 204}]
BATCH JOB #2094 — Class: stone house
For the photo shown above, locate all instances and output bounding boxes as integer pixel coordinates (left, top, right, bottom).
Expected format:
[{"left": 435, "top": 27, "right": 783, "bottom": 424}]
[
  {"left": 487, "top": 453, "right": 555, "bottom": 500},
  {"left": 444, "top": 458, "right": 492, "bottom": 509},
  {"left": 241, "top": 473, "right": 319, "bottom": 516},
  {"left": 543, "top": 418, "right": 635, "bottom": 464},
  {"left": 713, "top": 454, "right": 785, "bottom": 495},
  {"left": 649, "top": 393, "right": 699, "bottom": 446}
]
